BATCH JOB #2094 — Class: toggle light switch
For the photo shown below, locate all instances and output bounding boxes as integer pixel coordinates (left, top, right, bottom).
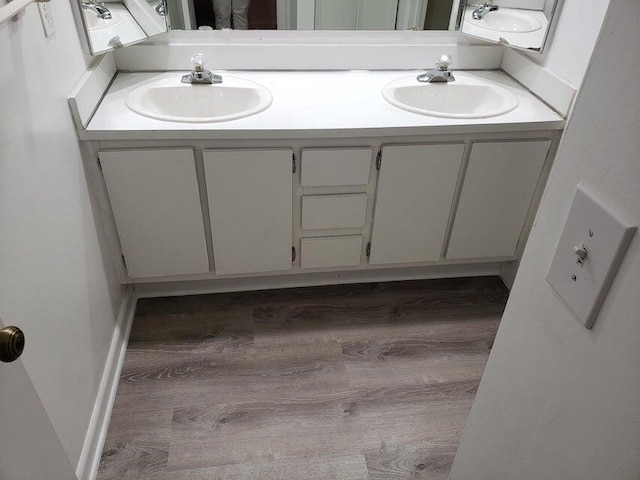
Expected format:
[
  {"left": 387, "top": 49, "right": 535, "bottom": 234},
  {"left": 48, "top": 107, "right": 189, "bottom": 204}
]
[
  {"left": 572, "top": 245, "right": 588, "bottom": 266},
  {"left": 547, "top": 184, "right": 636, "bottom": 329}
]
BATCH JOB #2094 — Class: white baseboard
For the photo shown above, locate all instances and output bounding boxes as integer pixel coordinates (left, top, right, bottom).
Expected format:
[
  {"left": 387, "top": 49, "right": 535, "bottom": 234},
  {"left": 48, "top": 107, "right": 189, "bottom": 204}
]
[
  {"left": 75, "top": 287, "right": 137, "bottom": 480},
  {"left": 135, "top": 263, "right": 502, "bottom": 298},
  {"left": 499, "top": 260, "right": 519, "bottom": 290}
]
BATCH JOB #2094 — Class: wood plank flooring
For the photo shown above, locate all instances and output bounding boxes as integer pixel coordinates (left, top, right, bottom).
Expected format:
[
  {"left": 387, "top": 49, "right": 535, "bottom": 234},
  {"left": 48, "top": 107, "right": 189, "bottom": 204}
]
[{"left": 97, "top": 276, "right": 507, "bottom": 479}]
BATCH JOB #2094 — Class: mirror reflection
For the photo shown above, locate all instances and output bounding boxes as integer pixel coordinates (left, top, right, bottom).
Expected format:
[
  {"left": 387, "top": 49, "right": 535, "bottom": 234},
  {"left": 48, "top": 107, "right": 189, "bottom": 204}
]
[
  {"left": 168, "top": 0, "right": 463, "bottom": 31},
  {"left": 82, "top": 0, "right": 168, "bottom": 54},
  {"left": 459, "top": 0, "right": 557, "bottom": 51}
]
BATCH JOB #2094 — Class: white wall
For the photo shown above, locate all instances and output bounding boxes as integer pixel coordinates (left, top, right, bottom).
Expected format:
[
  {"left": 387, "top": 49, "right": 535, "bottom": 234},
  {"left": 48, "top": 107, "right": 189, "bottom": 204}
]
[
  {"left": 531, "top": 0, "right": 610, "bottom": 87},
  {"left": 450, "top": 1, "right": 640, "bottom": 479},
  {"left": 0, "top": 0, "right": 126, "bottom": 471}
]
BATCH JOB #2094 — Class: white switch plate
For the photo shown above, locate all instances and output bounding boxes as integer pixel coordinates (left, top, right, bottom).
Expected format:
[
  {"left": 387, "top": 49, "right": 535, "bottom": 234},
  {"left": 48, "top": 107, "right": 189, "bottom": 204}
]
[
  {"left": 37, "top": 2, "right": 55, "bottom": 38},
  {"left": 547, "top": 184, "right": 636, "bottom": 329}
]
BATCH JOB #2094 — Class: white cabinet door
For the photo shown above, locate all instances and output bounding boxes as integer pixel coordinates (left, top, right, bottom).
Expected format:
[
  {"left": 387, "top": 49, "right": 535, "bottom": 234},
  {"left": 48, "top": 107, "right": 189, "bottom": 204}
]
[
  {"left": 99, "top": 149, "right": 209, "bottom": 278},
  {"left": 204, "top": 149, "right": 293, "bottom": 276},
  {"left": 447, "top": 140, "right": 550, "bottom": 260},
  {"left": 370, "top": 144, "right": 465, "bottom": 265}
]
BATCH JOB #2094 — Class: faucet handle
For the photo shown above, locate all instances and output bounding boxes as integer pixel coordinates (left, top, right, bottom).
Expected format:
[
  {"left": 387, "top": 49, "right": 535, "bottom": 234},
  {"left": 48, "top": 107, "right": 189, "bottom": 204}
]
[
  {"left": 191, "top": 53, "right": 205, "bottom": 73},
  {"left": 436, "top": 54, "right": 453, "bottom": 71}
]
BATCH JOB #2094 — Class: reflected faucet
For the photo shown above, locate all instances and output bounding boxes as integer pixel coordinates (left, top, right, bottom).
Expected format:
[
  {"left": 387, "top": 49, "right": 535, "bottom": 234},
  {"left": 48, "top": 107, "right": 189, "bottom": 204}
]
[
  {"left": 472, "top": 2, "right": 499, "bottom": 20},
  {"left": 155, "top": 1, "right": 166, "bottom": 16},
  {"left": 181, "top": 53, "right": 223, "bottom": 85},
  {"left": 82, "top": 0, "right": 112, "bottom": 19},
  {"left": 417, "top": 54, "right": 455, "bottom": 83}
]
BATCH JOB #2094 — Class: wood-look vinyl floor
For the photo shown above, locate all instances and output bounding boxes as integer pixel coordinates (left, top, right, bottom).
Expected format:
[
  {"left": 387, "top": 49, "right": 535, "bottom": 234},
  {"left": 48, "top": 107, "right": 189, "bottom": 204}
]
[{"left": 97, "top": 276, "right": 507, "bottom": 479}]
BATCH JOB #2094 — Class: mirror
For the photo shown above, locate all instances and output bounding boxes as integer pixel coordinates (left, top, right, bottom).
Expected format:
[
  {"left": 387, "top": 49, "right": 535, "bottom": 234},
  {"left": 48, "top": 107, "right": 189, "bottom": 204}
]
[
  {"left": 74, "top": 0, "right": 562, "bottom": 56},
  {"left": 79, "top": 0, "right": 169, "bottom": 54},
  {"left": 167, "top": 0, "right": 465, "bottom": 31},
  {"left": 459, "top": 0, "right": 558, "bottom": 52}
]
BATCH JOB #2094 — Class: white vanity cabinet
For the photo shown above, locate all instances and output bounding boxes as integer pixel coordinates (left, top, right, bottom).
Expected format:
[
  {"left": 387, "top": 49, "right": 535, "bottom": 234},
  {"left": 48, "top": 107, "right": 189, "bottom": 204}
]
[
  {"left": 203, "top": 149, "right": 293, "bottom": 276},
  {"left": 446, "top": 140, "right": 550, "bottom": 260},
  {"left": 98, "top": 148, "right": 209, "bottom": 278},
  {"left": 369, "top": 144, "right": 466, "bottom": 265},
  {"left": 95, "top": 135, "right": 555, "bottom": 284}
]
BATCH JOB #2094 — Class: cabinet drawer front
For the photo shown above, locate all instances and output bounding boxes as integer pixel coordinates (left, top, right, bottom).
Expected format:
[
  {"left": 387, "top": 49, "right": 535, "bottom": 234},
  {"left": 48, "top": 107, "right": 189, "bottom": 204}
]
[
  {"left": 301, "top": 236, "right": 363, "bottom": 269},
  {"left": 99, "top": 148, "right": 209, "bottom": 278},
  {"left": 301, "top": 148, "right": 372, "bottom": 186},
  {"left": 447, "top": 140, "right": 550, "bottom": 260},
  {"left": 302, "top": 194, "right": 368, "bottom": 230}
]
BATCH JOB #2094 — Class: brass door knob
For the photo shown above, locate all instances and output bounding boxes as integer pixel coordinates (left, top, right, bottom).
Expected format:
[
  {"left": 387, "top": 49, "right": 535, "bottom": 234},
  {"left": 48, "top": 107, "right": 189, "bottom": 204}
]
[{"left": 0, "top": 326, "right": 25, "bottom": 363}]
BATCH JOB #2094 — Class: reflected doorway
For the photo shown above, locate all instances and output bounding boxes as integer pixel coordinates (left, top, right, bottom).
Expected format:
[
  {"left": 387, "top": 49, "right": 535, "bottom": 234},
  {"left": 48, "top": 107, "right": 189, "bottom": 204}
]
[
  {"left": 193, "top": 0, "right": 277, "bottom": 29},
  {"left": 190, "top": 0, "right": 434, "bottom": 30}
]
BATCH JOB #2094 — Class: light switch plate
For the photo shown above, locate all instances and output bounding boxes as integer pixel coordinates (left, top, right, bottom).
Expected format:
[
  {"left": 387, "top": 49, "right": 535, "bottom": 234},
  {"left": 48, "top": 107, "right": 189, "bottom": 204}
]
[
  {"left": 37, "top": 2, "right": 55, "bottom": 38},
  {"left": 547, "top": 184, "right": 636, "bottom": 329}
]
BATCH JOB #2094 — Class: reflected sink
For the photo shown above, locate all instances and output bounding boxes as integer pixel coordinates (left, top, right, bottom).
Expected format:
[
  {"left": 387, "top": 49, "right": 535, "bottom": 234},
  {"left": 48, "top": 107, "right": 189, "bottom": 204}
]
[
  {"left": 466, "top": 10, "right": 542, "bottom": 32},
  {"left": 125, "top": 76, "right": 273, "bottom": 123},
  {"left": 382, "top": 76, "right": 519, "bottom": 119},
  {"left": 85, "top": 10, "right": 122, "bottom": 30}
]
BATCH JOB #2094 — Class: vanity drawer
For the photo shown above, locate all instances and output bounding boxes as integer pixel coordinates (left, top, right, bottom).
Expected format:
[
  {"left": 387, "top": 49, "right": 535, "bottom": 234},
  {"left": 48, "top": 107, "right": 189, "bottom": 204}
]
[
  {"left": 301, "top": 148, "right": 372, "bottom": 186},
  {"left": 301, "top": 236, "right": 363, "bottom": 269},
  {"left": 302, "top": 194, "right": 368, "bottom": 230}
]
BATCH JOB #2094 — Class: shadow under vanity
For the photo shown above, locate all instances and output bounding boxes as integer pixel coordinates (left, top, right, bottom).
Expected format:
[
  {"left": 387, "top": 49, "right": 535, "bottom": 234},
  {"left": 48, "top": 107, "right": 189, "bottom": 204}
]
[{"left": 70, "top": 67, "right": 564, "bottom": 292}]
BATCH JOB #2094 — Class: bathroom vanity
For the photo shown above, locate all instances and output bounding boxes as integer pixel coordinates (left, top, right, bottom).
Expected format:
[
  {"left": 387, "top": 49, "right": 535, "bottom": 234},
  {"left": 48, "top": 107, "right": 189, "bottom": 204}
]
[{"left": 77, "top": 68, "right": 564, "bottom": 290}]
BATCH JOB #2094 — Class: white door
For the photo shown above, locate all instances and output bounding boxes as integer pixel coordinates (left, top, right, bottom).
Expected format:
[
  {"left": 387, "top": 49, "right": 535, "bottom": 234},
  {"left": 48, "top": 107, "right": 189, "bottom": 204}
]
[
  {"left": 99, "top": 149, "right": 210, "bottom": 278},
  {"left": 315, "top": 0, "right": 357, "bottom": 29},
  {"left": 370, "top": 144, "right": 465, "bottom": 265},
  {"left": 0, "top": 317, "right": 77, "bottom": 480},
  {"left": 204, "top": 149, "right": 293, "bottom": 276},
  {"left": 357, "top": 0, "right": 399, "bottom": 29},
  {"left": 446, "top": 140, "right": 550, "bottom": 259},
  {"left": 314, "top": 0, "right": 399, "bottom": 29}
]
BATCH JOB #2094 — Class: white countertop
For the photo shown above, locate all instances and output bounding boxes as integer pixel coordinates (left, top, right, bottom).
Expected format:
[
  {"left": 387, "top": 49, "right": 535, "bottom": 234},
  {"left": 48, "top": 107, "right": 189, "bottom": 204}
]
[{"left": 85, "top": 70, "right": 564, "bottom": 140}]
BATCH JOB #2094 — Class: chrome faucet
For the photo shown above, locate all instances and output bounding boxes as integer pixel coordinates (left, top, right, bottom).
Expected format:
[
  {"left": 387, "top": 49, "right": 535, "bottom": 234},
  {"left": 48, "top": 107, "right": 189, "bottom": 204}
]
[
  {"left": 181, "top": 53, "right": 223, "bottom": 85},
  {"left": 417, "top": 54, "right": 455, "bottom": 83},
  {"left": 82, "top": 0, "right": 112, "bottom": 20},
  {"left": 472, "top": 2, "right": 499, "bottom": 20}
]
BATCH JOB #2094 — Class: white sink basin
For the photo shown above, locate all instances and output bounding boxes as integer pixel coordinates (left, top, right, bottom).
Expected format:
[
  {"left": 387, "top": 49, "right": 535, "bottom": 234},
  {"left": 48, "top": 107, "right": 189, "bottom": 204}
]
[
  {"left": 382, "top": 76, "right": 519, "bottom": 119},
  {"left": 466, "top": 9, "right": 542, "bottom": 33},
  {"left": 85, "top": 10, "right": 122, "bottom": 30},
  {"left": 125, "top": 76, "right": 273, "bottom": 123}
]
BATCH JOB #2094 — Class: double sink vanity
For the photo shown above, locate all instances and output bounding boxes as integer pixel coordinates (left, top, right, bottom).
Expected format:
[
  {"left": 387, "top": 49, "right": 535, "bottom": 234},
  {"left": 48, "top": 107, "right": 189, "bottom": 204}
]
[{"left": 79, "top": 56, "right": 564, "bottom": 289}]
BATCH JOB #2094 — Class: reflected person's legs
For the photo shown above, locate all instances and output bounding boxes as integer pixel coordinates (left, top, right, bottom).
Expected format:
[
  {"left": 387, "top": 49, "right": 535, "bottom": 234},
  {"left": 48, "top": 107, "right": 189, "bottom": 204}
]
[
  {"left": 212, "top": 0, "right": 231, "bottom": 28},
  {"left": 231, "top": 0, "right": 250, "bottom": 29}
]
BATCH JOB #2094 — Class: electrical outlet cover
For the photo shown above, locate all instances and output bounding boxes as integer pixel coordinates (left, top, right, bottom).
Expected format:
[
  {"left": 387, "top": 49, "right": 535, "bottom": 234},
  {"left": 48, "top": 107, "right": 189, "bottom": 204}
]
[{"left": 547, "top": 184, "right": 636, "bottom": 329}]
